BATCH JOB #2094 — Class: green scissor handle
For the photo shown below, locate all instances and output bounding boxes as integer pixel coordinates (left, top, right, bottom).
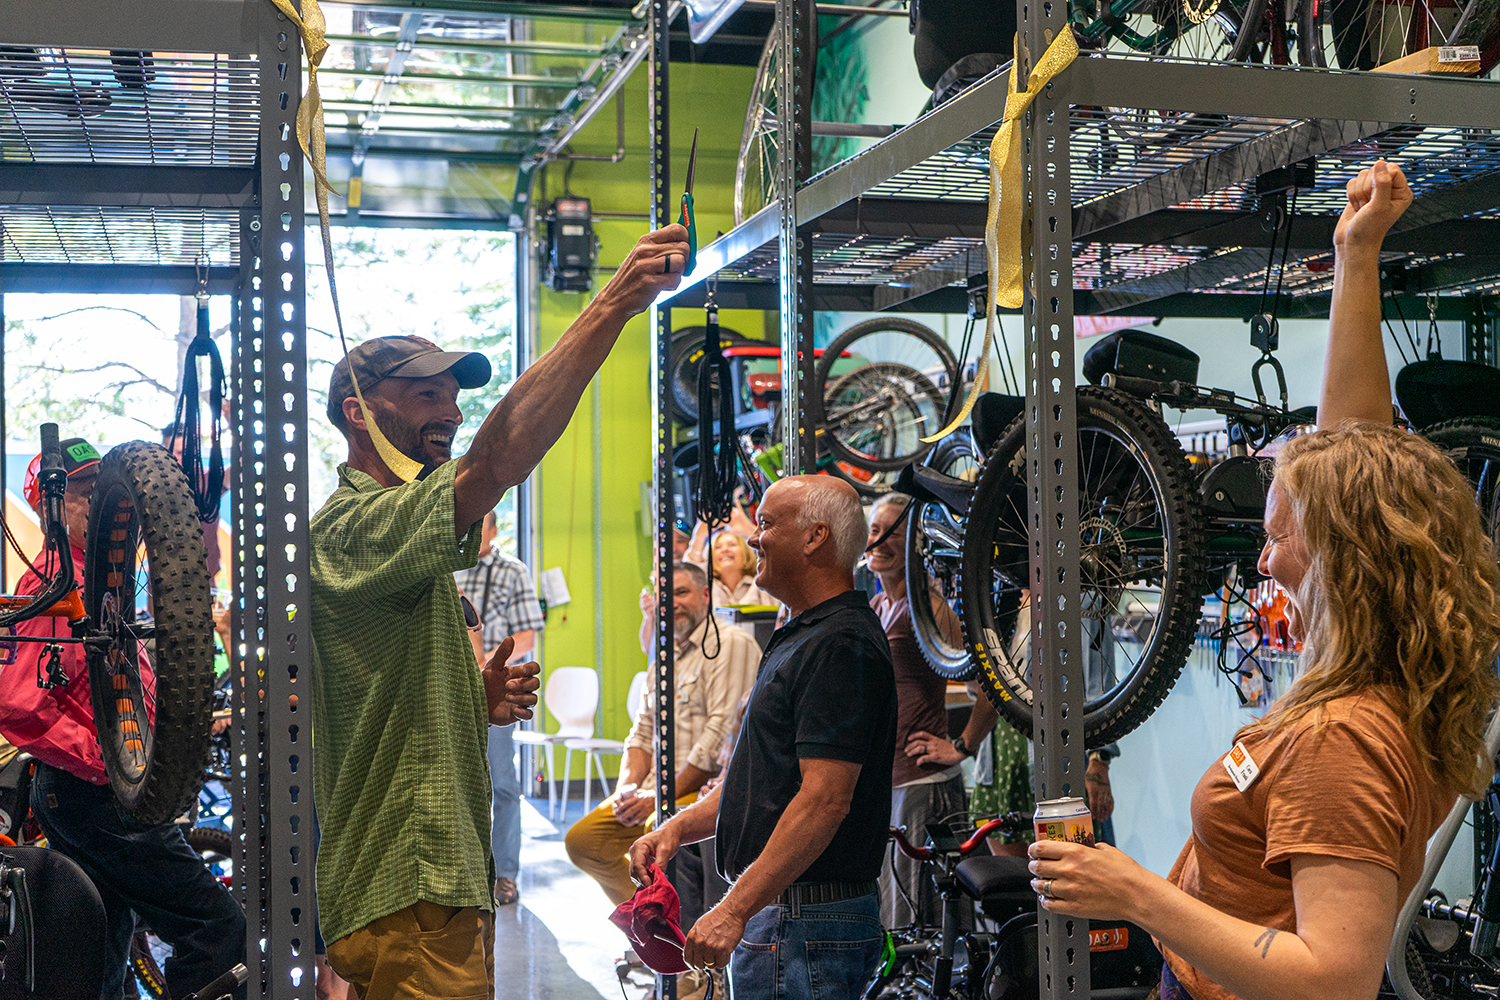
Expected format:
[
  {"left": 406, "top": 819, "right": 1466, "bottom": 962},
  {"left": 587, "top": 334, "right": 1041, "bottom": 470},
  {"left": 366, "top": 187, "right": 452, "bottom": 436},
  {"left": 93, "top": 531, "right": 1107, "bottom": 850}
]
[{"left": 678, "top": 190, "right": 697, "bottom": 276}]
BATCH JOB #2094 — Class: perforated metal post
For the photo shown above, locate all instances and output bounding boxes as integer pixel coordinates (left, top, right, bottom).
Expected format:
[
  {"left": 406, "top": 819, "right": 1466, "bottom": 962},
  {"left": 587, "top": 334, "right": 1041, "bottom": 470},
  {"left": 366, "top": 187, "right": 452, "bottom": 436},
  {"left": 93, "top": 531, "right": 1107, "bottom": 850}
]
[
  {"left": 1019, "top": 0, "right": 1088, "bottom": 995},
  {"left": 776, "top": 0, "right": 816, "bottom": 475},
  {"left": 250, "top": 3, "right": 314, "bottom": 995},
  {"left": 649, "top": 1, "right": 678, "bottom": 997}
]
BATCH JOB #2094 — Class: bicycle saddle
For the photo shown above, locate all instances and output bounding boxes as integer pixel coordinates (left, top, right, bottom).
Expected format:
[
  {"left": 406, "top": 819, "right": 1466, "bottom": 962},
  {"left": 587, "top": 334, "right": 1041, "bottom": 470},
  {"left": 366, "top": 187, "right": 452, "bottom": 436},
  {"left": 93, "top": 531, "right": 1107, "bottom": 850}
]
[
  {"left": 1083, "top": 329, "right": 1201, "bottom": 389},
  {"left": 1394, "top": 359, "right": 1500, "bottom": 431},
  {"left": 954, "top": 854, "right": 1033, "bottom": 901}
]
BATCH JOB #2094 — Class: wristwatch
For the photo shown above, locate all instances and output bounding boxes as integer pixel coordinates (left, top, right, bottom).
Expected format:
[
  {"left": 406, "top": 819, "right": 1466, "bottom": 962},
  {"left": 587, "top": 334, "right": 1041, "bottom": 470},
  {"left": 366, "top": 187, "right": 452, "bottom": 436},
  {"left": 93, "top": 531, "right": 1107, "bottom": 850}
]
[{"left": 952, "top": 736, "right": 974, "bottom": 758}]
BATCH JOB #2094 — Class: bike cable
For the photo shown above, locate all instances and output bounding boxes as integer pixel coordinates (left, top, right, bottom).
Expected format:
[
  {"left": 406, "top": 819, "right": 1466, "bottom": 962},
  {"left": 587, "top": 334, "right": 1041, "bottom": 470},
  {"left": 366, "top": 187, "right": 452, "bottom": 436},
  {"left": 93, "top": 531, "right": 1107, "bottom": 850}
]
[
  {"left": 166, "top": 255, "right": 227, "bottom": 522},
  {"left": 692, "top": 279, "right": 738, "bottom": 660}
]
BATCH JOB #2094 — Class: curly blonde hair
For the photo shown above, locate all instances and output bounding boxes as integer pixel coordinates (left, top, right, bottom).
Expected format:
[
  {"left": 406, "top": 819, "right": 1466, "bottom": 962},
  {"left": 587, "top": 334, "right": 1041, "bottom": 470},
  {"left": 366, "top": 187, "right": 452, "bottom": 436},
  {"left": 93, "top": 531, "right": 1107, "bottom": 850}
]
[
  {"left": 1243, "top": 422, "right": 1500, "bottom": 796},
  {"left": 710, "top": 530, "right": 758, "bottom": 580}
]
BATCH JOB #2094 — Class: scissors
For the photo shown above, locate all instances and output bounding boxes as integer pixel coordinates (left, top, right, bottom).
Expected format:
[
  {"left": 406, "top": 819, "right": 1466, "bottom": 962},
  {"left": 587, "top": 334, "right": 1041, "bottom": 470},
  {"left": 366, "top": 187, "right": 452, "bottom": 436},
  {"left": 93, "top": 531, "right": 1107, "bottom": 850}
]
[{"left": 679, "top": 127, "right": 699, "bottom": 275}]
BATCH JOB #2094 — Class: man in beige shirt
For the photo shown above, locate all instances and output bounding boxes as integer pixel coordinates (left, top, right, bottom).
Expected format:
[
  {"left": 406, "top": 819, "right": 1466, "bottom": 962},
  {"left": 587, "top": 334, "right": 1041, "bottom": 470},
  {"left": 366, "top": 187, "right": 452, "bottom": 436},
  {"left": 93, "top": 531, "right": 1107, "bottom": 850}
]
[{"left": 565, "top": 561, "right": 760, "bottom": 919}]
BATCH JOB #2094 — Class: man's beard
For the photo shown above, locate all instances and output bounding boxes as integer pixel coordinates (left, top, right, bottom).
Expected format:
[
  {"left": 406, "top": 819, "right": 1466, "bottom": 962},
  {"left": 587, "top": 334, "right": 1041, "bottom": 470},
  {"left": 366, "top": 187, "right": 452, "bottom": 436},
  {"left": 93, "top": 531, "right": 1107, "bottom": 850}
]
[
  {"left": 673, "top": 610, "right": 703, "bottom": 638},
  {"left": 376, "top": 408, "right": 450, "bottom": 475}
]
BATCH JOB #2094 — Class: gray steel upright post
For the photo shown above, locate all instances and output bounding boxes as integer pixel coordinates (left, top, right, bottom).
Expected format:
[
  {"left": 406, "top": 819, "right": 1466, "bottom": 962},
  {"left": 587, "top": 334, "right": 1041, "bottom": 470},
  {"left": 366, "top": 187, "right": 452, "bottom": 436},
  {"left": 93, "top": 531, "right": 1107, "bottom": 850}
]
[
  {"left": 252, "top": 2, "right": 314, "bottom": 994},
  {"left": 649, "top": 1, "right": 678, "bottom": 997},
  {"left": 1020, "top": 0, "right": 1088, "bottom": 995},
  {"left": 777, "top": 0, "right": 816, "bottom": 475}
]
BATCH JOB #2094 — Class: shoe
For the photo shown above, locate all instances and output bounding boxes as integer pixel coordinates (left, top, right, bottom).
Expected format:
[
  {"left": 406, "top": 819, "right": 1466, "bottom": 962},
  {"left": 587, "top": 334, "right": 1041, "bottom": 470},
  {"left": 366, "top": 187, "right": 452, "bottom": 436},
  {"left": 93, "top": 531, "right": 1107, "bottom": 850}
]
[{"left": 494, "top": 877, "right": 520, "bottom": 906}]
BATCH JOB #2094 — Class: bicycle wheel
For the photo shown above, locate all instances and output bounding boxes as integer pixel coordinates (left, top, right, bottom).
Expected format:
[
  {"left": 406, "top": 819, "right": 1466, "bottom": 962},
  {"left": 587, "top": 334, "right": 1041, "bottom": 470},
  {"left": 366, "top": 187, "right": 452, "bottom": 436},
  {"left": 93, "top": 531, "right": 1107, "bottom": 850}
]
[
  {"left": 815, "top": 319, "right": 959, "bottom": 474},
  {"left": 669, "top": 325, "right": 757, "bottom": 426},
  {"left": 735, "top": 23, "right": 781, "bottom": 226},
  {"left": 1423, "top": 417, "right": 1500, "bottom": 553},
  {"left": 85, "top": 441, "right": 215, "bottom": 827},
  {"left": 1308, "top": 0, "right": 1500, "bottom": 71},
  {"left": 957, "top": 388, "right": 1206, "bottom": 746},
  {"left": 1072, "top": 0, "right": 1268, "bottom": 60},
  {"left": 908, "top": 431, "right": 980, "bottom": 679}
]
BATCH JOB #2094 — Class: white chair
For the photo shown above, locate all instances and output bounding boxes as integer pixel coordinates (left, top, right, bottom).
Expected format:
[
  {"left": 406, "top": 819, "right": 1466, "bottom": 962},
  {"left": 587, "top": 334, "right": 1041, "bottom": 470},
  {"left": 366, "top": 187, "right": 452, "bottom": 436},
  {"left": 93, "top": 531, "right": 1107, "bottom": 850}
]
[
  {"left": 513, "top": 666, "right": 599, "bottom": 821},
  {"left": 564, "top": 670, "right": 649, "bottom": 815}
]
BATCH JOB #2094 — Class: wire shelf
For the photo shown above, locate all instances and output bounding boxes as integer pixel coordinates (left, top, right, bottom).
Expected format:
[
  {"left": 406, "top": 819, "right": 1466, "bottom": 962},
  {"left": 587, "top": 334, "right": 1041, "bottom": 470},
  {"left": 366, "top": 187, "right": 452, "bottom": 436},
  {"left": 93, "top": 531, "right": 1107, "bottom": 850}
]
[
  {"left": 0, "top": 49, "right": 259, "bottom": 166},
  {"left": 0, "top": 205, "right": 239, "bottom": 266}
]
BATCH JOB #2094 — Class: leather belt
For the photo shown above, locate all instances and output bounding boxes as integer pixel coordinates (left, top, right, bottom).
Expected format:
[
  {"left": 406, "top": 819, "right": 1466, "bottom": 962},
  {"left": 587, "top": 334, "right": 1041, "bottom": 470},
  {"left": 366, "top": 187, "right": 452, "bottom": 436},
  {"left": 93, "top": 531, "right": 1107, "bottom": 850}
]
[{"left": 774, "top": 880, "right": 878, "bottom": 907}]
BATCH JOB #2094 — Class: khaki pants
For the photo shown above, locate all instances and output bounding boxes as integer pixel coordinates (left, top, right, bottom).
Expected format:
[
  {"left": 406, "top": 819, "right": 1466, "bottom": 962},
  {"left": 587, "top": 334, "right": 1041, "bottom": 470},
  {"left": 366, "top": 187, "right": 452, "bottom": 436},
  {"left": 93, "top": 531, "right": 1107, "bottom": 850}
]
[
  {"left": 326, "top": 901, "right": 496, "bottom": 1000},
  {"left": 563, "top": 793, "right": 699, "bottom": 905}
]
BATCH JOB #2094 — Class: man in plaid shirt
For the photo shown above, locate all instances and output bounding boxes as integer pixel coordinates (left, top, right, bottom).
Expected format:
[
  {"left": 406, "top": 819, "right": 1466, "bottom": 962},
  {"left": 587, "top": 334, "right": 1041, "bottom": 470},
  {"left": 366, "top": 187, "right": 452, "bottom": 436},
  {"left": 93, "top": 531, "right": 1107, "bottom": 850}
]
[{"left": 456, "top": 509, "right": 545, "bottom": 908}]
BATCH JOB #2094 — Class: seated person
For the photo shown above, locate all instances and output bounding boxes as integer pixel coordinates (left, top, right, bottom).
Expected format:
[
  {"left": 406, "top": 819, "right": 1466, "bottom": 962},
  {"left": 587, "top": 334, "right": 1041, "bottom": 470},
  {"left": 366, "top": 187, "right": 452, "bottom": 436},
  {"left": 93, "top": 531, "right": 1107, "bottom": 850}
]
[
  {"left": 567, "top": 562, "right": 759, "bottom": 937},
  {"left": 0, "top": 438, "right": 245, "bottom": 1000},
  {"left": 1028, "top": 162, "right": 1498, "bottom": 1000}
]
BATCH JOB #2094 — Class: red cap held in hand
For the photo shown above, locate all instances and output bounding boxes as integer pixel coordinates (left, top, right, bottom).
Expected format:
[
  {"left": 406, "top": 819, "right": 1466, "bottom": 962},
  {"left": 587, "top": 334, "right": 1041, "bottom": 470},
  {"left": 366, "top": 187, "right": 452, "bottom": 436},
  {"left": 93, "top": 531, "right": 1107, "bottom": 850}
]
[{"left": 609, "top": 862, "right": 689, "bottom": 975}]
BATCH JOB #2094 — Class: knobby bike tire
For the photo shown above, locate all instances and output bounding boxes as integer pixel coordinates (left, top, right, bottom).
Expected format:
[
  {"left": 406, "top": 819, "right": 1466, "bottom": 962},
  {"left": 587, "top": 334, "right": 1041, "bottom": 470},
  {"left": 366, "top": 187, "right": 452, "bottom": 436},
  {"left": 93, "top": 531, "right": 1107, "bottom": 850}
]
[
  {"left": 956, "top": 387, "right": 1206, "bottom": 747},
  {"left": 813, "top": 318, "right": 959, "bottom": 473},
  {"left": 909, "top": 431, "right": 980, "bottom": 679},
  {"left": 1423, "top": 416, "right": 1500, "bottom": 552},
  {"left": 85, "top": 441, "right": 215, "bottom": 827}
]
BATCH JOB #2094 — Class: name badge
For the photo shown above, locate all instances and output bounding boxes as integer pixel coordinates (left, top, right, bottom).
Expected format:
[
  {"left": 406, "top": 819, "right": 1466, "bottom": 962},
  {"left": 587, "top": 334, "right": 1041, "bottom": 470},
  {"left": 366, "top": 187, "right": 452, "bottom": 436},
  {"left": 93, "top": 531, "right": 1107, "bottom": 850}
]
[{"left": 1222, "top": 741, "right": 1260, "bottom": 792}]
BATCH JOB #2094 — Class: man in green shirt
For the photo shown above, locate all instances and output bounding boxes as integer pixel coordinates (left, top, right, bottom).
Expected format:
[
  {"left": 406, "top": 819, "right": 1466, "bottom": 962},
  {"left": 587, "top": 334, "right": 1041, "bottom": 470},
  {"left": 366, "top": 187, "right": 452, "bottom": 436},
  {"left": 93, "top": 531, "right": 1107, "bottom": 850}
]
[{"left": 312, "top": 224, "right": 690, "bottom": 998}]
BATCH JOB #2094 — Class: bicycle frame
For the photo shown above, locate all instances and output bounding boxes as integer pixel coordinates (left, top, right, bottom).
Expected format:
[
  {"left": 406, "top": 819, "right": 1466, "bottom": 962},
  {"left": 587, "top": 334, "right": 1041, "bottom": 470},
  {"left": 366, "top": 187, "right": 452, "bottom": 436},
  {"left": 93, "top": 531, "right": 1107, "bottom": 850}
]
[{"left": 0, "top": 424, "right": 92, "bottom": 639}]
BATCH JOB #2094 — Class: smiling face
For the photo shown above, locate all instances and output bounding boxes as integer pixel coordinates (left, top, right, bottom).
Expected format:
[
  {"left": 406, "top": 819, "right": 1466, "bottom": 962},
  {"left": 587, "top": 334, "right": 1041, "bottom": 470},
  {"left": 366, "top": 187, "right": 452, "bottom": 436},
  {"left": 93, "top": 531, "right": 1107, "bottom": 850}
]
[
  {"left": 748, "top": 481, "right": 802, "bottom": 599},
  {"left": 672, "top": 569, "right": 709, "bottom": 636},
  {"left": 712, "top": 532, "right": 748, "bottom": 580},
  {"left": 865, "top": 500, "right": 906, "bottom": 580},
  {"left": 1257, "top": 480, "right": 1312, "bottom": 641},
  {"left": 364, "top": 371, "right": 463, "bottom": 467}
]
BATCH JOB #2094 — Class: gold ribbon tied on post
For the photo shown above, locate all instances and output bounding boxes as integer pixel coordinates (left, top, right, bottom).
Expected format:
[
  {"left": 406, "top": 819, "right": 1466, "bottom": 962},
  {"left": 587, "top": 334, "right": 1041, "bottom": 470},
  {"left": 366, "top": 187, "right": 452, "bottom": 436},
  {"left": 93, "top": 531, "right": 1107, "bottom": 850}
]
[
  {"left": 923, "top": 28, "right": 1079, "bottom": 443},
  {"left": 266, "top": 0, "right": 424, "bottom": 482}
]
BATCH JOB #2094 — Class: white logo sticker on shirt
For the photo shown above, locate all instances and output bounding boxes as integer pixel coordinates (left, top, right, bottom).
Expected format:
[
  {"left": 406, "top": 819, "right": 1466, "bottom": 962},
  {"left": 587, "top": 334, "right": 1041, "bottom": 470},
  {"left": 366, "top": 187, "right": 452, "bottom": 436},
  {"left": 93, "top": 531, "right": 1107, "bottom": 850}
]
[{"left": 1222, "top": 741, "right": 1260, "bottom": 792}]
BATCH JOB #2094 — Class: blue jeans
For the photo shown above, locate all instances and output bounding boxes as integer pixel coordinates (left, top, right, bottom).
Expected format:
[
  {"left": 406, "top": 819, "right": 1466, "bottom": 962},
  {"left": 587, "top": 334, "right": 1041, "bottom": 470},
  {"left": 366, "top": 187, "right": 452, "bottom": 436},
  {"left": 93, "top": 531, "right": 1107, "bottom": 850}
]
[
  {"left": 729, "top": 892, "right": 883, "bottom": 1000},
  {"left": 32, "top": 763, "right": 246, "bottom": 1000},
  {"left": 488, "top": 725, "right": 521, "bottom": 880}
]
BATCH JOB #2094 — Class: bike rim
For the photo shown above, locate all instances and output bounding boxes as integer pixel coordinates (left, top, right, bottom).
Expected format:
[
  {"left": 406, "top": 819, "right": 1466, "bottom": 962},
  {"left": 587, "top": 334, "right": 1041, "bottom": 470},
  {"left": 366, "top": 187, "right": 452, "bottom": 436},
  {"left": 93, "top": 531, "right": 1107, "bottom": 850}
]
[{"left": 93, "top": 481, "right": 154, "bottom": 787}]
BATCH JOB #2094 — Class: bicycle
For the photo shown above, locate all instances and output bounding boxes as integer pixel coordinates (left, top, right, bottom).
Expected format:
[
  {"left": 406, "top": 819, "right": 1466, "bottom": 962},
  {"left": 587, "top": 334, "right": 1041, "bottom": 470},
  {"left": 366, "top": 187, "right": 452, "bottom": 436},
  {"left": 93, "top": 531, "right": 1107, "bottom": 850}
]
[
  {"left": 0, "top": 424, "right": 216, "bottom": 827},
  {"left": 865, "top": 813, "right": 1160, "bottom": 999}
]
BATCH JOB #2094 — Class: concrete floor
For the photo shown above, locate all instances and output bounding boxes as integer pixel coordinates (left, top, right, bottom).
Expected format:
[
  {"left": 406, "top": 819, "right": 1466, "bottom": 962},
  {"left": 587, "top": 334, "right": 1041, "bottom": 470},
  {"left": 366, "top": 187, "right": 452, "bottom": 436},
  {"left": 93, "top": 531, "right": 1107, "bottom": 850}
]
[{"left": 497, "top": 797, "right": 656, "bottom": 1000}]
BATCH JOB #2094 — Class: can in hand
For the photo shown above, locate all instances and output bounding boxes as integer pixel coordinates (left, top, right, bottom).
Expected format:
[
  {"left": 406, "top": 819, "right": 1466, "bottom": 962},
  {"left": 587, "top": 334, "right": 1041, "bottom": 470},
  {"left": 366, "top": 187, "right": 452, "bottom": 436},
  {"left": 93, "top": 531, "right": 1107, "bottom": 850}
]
[{"left": 1034, "top": 796, "right": 1094, "bottom": 845}]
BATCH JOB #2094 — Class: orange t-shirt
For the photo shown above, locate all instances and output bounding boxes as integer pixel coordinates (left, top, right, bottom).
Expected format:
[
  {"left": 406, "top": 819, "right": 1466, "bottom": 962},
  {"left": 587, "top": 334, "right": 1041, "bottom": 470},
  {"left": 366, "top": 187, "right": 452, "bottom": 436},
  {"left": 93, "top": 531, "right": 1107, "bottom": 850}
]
[{"left": 1163, "top": 691, "right": 1452, "bottom": 1000}]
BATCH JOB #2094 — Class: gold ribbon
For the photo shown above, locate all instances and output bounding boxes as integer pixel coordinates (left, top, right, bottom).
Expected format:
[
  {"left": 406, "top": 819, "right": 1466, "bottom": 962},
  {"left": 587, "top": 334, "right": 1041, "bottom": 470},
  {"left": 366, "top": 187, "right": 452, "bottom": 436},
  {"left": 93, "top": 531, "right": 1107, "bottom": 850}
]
[
  {"left": 267, "top": 0, "right": 424, "bottom": 482},
  {"left": 923, "top": 28, "right": 1079, "bottom": 443}
]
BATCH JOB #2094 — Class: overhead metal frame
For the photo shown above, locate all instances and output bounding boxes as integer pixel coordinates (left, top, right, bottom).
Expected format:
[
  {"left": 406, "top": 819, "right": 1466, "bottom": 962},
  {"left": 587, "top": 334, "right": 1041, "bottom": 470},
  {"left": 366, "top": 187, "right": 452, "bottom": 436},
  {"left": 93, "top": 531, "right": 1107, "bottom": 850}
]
[
  {"left": 0, "top": 1, "right": 312, "bottom": 996},
  {"left": 640, "top": 7, "right": 1500, "bottom": 999}
]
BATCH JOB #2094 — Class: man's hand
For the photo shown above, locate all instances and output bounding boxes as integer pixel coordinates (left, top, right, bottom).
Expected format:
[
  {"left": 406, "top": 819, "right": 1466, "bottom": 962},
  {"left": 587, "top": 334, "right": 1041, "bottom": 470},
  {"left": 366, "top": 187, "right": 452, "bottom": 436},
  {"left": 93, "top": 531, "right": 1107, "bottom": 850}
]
[
  {"left": 1333, "top": 160, "right": 1412, "bottom": 257},
  {"left": 1085, "top": 756, "right": 1114, "bottom": 823},
  {"left": 628, "top": 824, "right": 683, "bottom": 889},
  {"left": 905, "top": 729, "right": 964, "bottom": 768},
  {"left": 592, "top": 224, "right": 692, "bottom": 318},
  {"left": 683, "top": 903, "right": 747, "bottom": 973},
  {"left": 612, "top": 787, "right": 656, "bottom": 828},
  {"left": 481, "top": 635, "right": 541, "bottom": 726}
]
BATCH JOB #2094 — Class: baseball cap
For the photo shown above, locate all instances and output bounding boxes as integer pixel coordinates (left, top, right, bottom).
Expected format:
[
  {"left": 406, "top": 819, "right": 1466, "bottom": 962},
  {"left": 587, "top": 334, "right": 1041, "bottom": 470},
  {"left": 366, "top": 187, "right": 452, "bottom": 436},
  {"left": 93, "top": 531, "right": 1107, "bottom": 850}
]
[
  {"left": 609, "top": 862, "right": 691, "bottom": 975},
  {"left": 23, "top": 438, "right": 102, "bottom": 509},
  {"left": 326, "top": 335, "right": 492, "bottom": 428}
]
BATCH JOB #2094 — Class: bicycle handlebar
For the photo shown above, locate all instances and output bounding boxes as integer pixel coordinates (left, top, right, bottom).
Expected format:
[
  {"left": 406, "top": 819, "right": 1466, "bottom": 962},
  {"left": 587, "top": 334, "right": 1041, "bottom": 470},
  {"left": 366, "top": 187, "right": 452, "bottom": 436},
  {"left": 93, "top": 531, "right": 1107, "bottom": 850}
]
[{"left": 888, "top": 813, "right": 1027, "bottom": 862}]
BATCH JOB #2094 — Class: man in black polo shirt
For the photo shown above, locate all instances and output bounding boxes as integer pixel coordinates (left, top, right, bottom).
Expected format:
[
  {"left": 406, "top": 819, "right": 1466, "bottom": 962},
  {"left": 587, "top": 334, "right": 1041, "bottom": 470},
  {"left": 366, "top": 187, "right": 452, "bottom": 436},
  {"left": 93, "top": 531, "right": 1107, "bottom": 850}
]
[{"left": 629, "top": 475, "right": 897, "bottom": 1000}]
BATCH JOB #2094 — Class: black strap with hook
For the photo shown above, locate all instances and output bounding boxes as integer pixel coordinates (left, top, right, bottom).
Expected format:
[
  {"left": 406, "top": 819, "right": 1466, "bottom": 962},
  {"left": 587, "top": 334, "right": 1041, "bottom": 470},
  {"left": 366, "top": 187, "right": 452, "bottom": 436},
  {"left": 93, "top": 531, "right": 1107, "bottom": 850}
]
[
  {"left": 168, "top": 261, "right": 227, "bottom": 522},
  {"left": 692, "top": 300, "right": 741, "bottom": 660}
]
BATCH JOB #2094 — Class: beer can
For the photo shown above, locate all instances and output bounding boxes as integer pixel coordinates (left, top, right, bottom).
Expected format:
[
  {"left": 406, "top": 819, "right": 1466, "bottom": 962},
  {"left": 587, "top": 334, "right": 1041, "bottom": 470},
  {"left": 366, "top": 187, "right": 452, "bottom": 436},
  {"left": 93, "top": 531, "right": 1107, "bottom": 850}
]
[{"left": 1033, "top": 796, "right": 1094, "bottom": 845}]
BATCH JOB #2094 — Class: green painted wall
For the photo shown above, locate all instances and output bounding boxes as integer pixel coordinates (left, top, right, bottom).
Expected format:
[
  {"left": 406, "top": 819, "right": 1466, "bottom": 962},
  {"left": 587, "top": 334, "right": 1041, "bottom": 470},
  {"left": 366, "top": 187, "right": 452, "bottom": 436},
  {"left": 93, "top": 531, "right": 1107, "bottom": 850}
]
[{"left": 532, "top": 63, "right": 763, "bottom": 760}]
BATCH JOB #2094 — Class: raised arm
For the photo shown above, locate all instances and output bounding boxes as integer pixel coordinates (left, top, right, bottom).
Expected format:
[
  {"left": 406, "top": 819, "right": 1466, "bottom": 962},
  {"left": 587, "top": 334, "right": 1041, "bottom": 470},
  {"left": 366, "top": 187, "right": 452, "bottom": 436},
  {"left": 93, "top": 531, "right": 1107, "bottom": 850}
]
[
  {"left": 453, "top": 225, "right": 691, "bottom": 533},
  {"left": 1321, "top": 160, "right": 1412, "bottom": 430}
]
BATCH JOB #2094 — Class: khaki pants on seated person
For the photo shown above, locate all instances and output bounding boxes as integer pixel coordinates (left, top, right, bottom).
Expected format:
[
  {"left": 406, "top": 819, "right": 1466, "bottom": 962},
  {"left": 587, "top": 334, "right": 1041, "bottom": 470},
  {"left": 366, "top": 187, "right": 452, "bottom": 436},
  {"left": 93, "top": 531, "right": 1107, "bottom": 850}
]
[
  {"left": 564, "top": 792, "right": 699, "bottom": 906},
  {"left": 326, "top": 900, "right": 496, "bottom": 1000}
]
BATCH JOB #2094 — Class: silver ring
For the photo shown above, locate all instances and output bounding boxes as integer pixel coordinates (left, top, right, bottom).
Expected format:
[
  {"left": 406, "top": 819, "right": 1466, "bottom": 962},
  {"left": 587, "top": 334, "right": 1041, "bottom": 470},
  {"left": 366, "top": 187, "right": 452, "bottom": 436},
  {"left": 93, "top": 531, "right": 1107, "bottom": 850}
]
[{"left": 1043, "top": 878, "right": 1055, "bottom": 898}]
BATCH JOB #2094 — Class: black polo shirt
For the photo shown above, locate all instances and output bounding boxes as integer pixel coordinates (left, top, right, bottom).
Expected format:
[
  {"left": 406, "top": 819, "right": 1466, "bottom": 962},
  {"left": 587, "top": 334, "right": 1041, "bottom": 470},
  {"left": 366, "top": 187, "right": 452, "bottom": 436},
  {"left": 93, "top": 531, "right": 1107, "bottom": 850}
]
[{"left": 715, "top": 588, "right": 897, "bottom": 885}]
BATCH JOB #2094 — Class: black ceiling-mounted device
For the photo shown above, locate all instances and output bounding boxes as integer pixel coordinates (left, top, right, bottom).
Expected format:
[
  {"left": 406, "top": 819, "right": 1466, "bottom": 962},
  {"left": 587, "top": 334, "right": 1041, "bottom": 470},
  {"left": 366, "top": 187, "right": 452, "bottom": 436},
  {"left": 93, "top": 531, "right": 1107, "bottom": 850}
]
[{"left": 544, "top": 197, "right": 596, "bottom": 293}]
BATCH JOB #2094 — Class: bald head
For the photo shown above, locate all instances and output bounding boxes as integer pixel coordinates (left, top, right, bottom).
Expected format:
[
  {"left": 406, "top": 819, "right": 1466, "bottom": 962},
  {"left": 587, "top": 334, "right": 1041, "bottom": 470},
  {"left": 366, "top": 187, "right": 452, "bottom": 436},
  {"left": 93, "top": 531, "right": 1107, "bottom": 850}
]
[{"left": 749, "top": 475, "right": 866, "bottom": 613}]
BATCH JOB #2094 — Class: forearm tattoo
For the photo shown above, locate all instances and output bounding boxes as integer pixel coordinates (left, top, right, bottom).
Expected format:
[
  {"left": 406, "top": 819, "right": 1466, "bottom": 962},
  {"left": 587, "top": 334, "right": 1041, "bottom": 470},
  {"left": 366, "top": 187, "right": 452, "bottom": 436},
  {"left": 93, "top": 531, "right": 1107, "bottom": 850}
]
[{"left": 1253, "top": 928, "right": 1279, "bottom": 959}]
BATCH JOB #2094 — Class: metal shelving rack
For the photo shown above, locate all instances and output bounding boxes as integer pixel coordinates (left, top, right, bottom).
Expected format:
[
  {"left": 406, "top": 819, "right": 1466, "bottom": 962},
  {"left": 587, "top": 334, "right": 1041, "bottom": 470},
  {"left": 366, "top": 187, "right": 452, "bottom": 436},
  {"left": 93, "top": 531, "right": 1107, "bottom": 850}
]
[
  {"left": 648, "top": 2, "right": 1500, "bottom": 997},
  {"left": 1, "top": 2, "right": 312, "bottom": 996}
]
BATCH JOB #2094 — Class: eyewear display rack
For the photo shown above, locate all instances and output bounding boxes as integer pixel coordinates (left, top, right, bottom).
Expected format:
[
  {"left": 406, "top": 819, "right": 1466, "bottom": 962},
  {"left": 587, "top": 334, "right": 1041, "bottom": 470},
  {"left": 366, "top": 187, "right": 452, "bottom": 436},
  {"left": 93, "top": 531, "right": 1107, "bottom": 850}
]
[
  {"left": 647, "top": 1, "right": 1500, "bottom": 997},
  {"left": 0, "top": 1, "right": 314, "bottom": 996}
]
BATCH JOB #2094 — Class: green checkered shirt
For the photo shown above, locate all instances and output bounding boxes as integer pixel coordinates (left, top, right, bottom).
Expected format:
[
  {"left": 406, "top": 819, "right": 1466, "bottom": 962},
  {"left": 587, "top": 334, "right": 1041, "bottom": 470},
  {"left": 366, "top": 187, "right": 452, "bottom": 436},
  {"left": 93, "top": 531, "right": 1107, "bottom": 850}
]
[{"left": 310, "top": 461, "right": 491, "bottom": 944}]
